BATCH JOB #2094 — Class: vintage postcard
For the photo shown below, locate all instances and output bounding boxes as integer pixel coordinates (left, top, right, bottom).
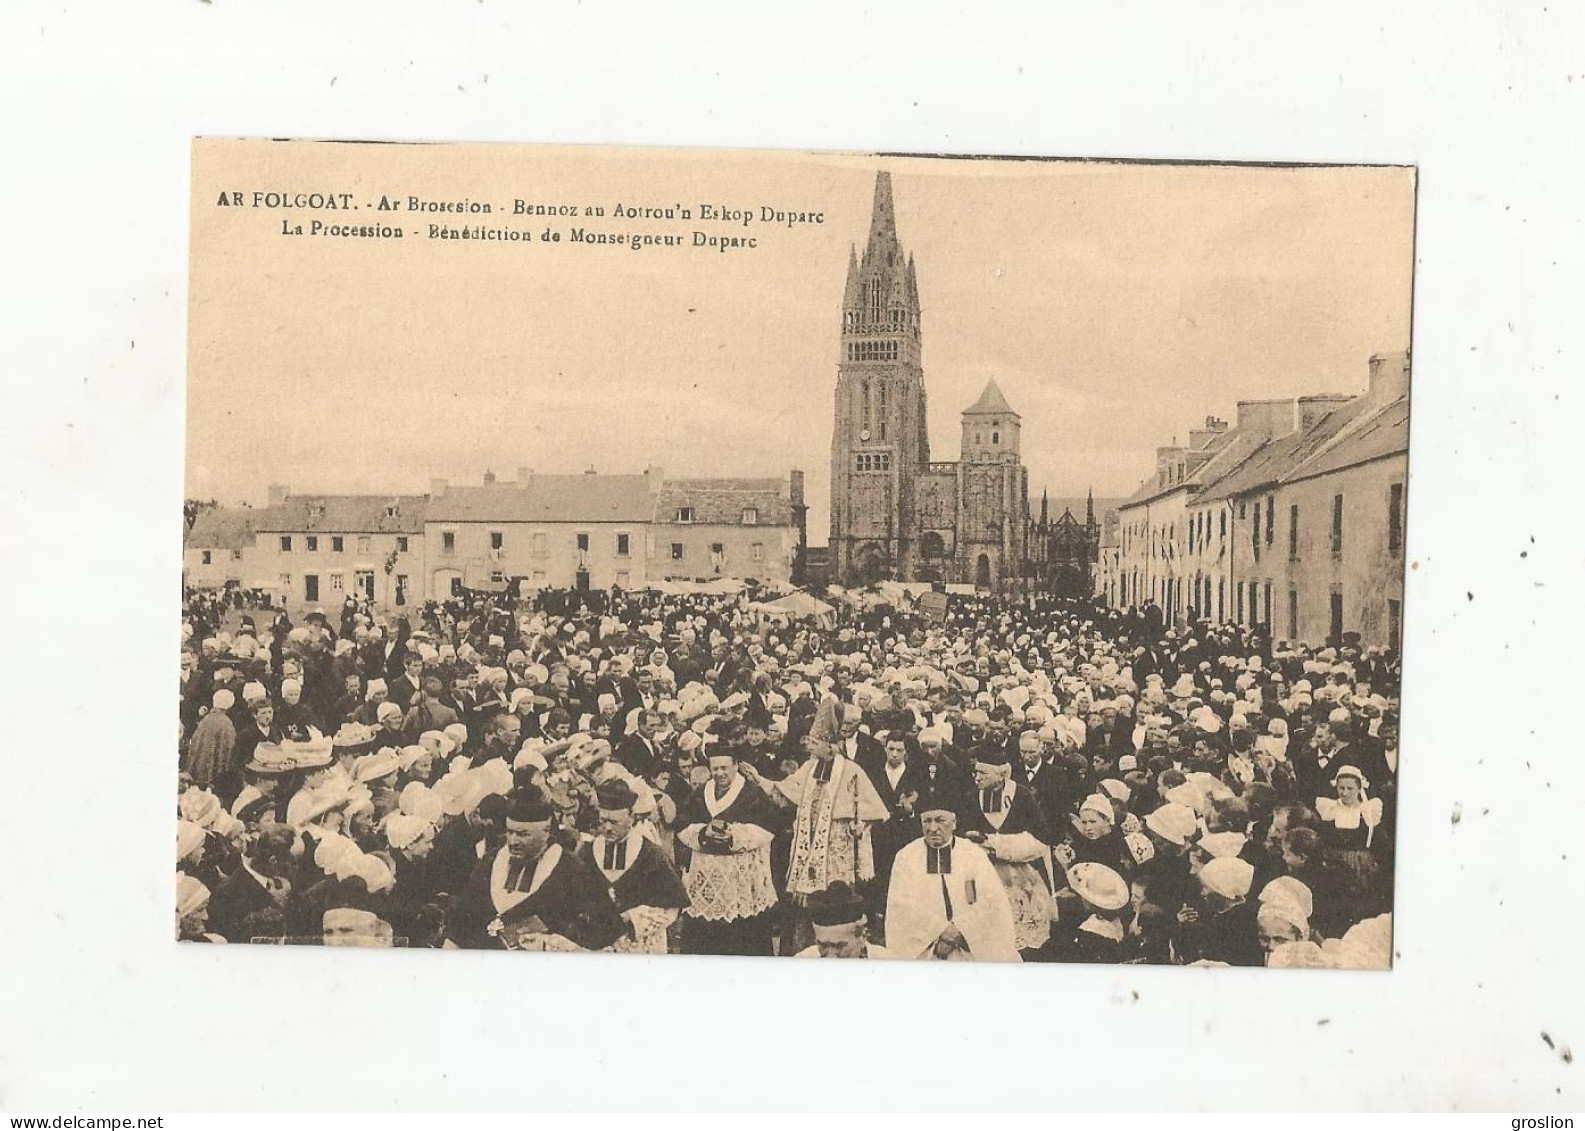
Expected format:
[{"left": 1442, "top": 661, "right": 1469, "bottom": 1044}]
[{"left": 180, "top": 139, "right": 1413, "bottom": 968}]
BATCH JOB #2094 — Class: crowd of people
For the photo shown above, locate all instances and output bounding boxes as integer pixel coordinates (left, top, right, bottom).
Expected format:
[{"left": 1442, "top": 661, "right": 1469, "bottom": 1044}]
[{"left": 175, "top": 585, "right": 1397, "bottom": 967}]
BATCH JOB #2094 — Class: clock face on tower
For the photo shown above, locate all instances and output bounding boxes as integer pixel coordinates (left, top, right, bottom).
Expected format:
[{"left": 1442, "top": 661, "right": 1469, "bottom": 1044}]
[{"left": 860, "top": 429, "right": 871, "bottom": 441}]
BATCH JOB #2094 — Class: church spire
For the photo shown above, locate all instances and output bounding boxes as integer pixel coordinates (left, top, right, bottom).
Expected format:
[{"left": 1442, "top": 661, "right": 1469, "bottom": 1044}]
[
  {"left": 1040, "top": 489, "right": 1049, "bottom": 525},
  {"left": 867, "top": 170, "right": 898, "bottom": 257},
  {"left": 843, "top": 243, "right": 860, "bottom": 313},
  {"left": 1086, "top": 488, "right": 1096, "bottom": 527}
]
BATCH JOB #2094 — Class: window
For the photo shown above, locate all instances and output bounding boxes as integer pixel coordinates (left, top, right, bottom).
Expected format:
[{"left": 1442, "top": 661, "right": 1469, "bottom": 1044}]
[
  {"left": 442, "top": 531, "right": 456, "bottom": 553},
  {"left": 1238, "top": 501, "right": 1247, "bottom": 520},
  {"left": 878, "top": 382, "right": 889, "bottom": 440},
  {"left": 616, "top": 533, "right": 630, "bottom": 557},
  {"left": 1265, "top": 495, "right": 1275, "bottom": 546},
  {"left": 1288, "top": 589, "right": 1299, "bottom": 640},
  {"left": 330, "top": 573, "right": 344, "bottom": 592},
  {"left": 1219, "top": 511, "right": 1226, "bottom": 539},
  {"left": 450, "top": 576, "right": 464, "bottom": 597},
  {"left": 489, "top": 570, "right": 504, "bottom": 583},
  {"left": 856, "top": 452, "right": 892, "bottom": 472},
  {"left": 532, "top": 533, "right": 548, "bottom": 558},
  {"left": 201, "top": 550, "right": 212, "bottom": 565},
  {"left": 305, "top": 536, "right": 318, "bottom": 552},
  {"left": 741, "top": 508, "right": 758, "bottom": 526},
  {"left": 1388, "top": 598, "right": 1402, "bottom": 645},
  {"left": 751, "top": 542, "right": 765, "bottom": 562},
  {"left": 230, "top": 549, "right": 243, "bottom": 562},
  {"left": 396, "top": 536, "right": 408, "bottom": 554},
  {"left": 1388, "top": 482, "right": 1404, "bottom": 555},
  {"left": 357, "top": 535, "right": 371, "bottom": 553},
  {"left": 1331, "top": 494, "right": 1344, "bottom": 556},
  {"left": 279, "top": 536, "right": 293, "bottom": 552},
  {"left": 710, "top": 542, "right": 725, "bottom": 555},
  {"left": 671, "top": 542, "right": 685, "bottom": 561},
  {"left": 1329, "top": 589, "right": 1344, "bottom": 642},
  {"left": 1263, "top": 581, "right": 1273, "bottom": 628},
  {"left": 1251, "top": 501, "right": 1261, "bottom": 562},
  {"left": 676, "top": 508, "right": 694, "bottom": 524},
  {"left": 1217, "top": 578, "right": 1225, "bottom": 621},
  {"left": 304, "top": 575, "right": 319, "bottom": 602},
  {"left": 576, "top": 532, "right": 589, "bottom": 552},
  {"left": 385, "top": 505, "right": 398, "bottom": 519},
  {"left": 1236, "top": 582, "right": 1244, "bottom": 624},
  {"left": 991, "top": 430, "right": 1000, "bottom": 445},
  {"left": 490, "top": 531, "right": 504, "bottom": 551},
  {"left": 1248, "top": 582, "right": 1260, "bottom": 626},
  {"left": 332, "top": 536, "right": 344, "bottom": 553},
  {"left": 395, "top": 575, "right": 407, "bottom": 606}
]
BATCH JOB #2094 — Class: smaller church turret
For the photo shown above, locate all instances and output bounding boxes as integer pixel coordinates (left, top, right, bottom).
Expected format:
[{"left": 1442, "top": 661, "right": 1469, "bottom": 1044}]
[{"left": 960, "top": 379, "right": 1021, "bottom": 464}]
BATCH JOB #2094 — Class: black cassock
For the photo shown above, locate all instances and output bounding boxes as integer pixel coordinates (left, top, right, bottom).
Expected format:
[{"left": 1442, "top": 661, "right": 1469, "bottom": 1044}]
[
  {"left": 576, "top": 832, "right": 690, "bottom": 952},
  {"left": 447, "top": 845, "right": 625, "bottom": 951}
]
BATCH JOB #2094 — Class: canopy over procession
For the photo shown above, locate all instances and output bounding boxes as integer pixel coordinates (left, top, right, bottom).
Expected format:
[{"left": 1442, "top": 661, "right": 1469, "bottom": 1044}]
[{"left": 176, "top": 584, "right": 1395, "bottom": 967}]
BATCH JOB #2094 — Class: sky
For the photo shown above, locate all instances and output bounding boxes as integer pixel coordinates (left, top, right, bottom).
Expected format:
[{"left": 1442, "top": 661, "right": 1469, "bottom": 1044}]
[{"left": 187, "top": 141, "right": 1415, "bottom": 542}]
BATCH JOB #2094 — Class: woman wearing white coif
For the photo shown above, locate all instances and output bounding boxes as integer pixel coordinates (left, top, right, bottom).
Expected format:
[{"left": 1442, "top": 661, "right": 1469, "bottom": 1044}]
[
  {"left": 1314, "top": 765, "right": 1383, "bottom": 851},
  {"left": 1314, "top": 765, "right": 1385, "bottom": 911}
]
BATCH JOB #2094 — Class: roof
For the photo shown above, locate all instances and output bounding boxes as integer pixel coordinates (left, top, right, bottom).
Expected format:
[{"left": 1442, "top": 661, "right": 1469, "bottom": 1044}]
[
  {"left": 425, "top": 475, "right": 654, "bottom": 524},
  {"left": 1119, "top": 430, "right": 1251, "bottom": 510},
  {"left": 253, "top": 495, "right": 427, "bottom": 534},
  {"left": 185, "top": 506, "right": 258, "bottom": 549},
  {"left": 654, "top": 477, "right": 792, "bottom": 525},
  {"left": 962, "top": 379, "right": 1018, "bottom": 417},
  {"left": 1195, "top": 405, "right": 1362, "bottom": 503},
  {"left": 1283, "top": 397, "right": 1409, "bottom": 483}
]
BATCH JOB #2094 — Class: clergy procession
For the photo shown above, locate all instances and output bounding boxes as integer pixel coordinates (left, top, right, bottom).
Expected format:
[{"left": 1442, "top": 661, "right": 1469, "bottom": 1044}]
[{"left": 175, "top": 585, "right": 1396, "bottom": 968}]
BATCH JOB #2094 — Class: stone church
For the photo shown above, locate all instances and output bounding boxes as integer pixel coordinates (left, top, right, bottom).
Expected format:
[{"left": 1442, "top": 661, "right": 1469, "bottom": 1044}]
[{"left": 829, "top": 172, "right": 1030, "bottom": 589}]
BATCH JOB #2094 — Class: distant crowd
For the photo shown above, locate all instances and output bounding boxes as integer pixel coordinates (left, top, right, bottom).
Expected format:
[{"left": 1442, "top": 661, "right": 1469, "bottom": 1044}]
[{"left": 176, "top": 585, "right": 1396, "bottom": 967}]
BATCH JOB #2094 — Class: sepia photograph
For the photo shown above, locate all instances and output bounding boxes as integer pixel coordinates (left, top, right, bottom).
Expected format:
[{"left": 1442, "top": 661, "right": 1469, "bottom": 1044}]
[{"left": 179, "top": 139, "right": 1414, "bottom": 968}]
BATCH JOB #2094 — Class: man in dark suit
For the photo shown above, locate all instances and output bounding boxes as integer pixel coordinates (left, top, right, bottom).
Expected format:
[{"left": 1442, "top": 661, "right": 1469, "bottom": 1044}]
[
  {"left": 832, "top": 702, "right": 884, "bottom": 768},
  {"left": 1011, "top": 730, "right": 1067, "bottom": 827},
  {"left": 860, "top": 733, "right": 936, "bottom": 923},
  {"left": 207, "top": 825, "right": 296, "bottom": 943},
  {"left": 614, "top": 709, "right": 664, "bottom": 781},
  {"left": 386, "top": 650, "right": 425, "bottom": 711}
]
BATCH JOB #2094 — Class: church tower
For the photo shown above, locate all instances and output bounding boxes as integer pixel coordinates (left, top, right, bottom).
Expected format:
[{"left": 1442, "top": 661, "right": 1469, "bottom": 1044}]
[
  {"left": 955, "top": 378, "right": 1029, "bottom": 590},
  {"left": 830, "top": 171, "right": 928, "bottom": 585}
]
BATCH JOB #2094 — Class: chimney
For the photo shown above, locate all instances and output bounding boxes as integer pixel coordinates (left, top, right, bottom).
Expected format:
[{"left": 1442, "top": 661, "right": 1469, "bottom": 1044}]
[
  {"left": 429, "top": 478, "right": 448, "bottom": 499},
  {"left": 1188, "top": 416, "right": 1230, "bottom": 450},
  {"left": 1367, "top": 350, "right": 1410, "bottom": 404},
  {"left": 267, "top": 484, "right": 289, "bottom": 507},
  {"left": 516, "top": 466, "right": 531, "bottom": 486},
  {"left": 483, "top": 469, "right": 496, "bottom": 485},
  {"left": 1155, "top": 445, "right": 1185, "bottom": 489},
  {"left": 788, "top": 469, "right": 805, "bottom": 509},
  {"left": 643, "top": 465, "right": 665, "bottom": 493},
  {"left": 584, "top": 465, "right": 598, "bottom": 476},
  {"left": 1234, "top": 398, "right": 1299, "bottom": 444},
  {"left": 1297, "top": 394, "right": 1354, "bottom": 432}
]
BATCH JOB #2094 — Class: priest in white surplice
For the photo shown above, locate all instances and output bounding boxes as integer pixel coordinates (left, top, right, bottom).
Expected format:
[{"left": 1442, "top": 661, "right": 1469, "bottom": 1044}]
[{"left": 885, "top": 798, "right": 1021, "bottom": 962}]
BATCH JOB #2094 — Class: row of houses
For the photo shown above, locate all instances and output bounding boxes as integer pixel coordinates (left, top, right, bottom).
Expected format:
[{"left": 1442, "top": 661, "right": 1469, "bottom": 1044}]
[
  {"left": 183, "top": 466, "right": 807, "bottom": 608},
  {"left": 1097, "top": 351, "right": 1410, "bottom": 649}
]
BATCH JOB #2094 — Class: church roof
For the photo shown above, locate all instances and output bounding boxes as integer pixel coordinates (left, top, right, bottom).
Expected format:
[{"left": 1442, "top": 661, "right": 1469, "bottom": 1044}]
[{"left": 962, "top": 379, "right": 1018, "bottom": 417}]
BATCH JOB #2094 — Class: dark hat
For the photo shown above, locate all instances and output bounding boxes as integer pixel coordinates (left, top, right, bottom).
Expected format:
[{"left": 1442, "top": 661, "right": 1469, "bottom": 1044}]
[
  {"left": 806, "top": 881, "right": 866, "bottom": 927},
  {"left": 506, "top": 788, "right": 555, "bottom": 824},
  {"left": 594, "top": 778, "right": 638, "bottom": 812},
  {"left": 971, "top": 745, "right": 1011, "bottom": 768}
]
